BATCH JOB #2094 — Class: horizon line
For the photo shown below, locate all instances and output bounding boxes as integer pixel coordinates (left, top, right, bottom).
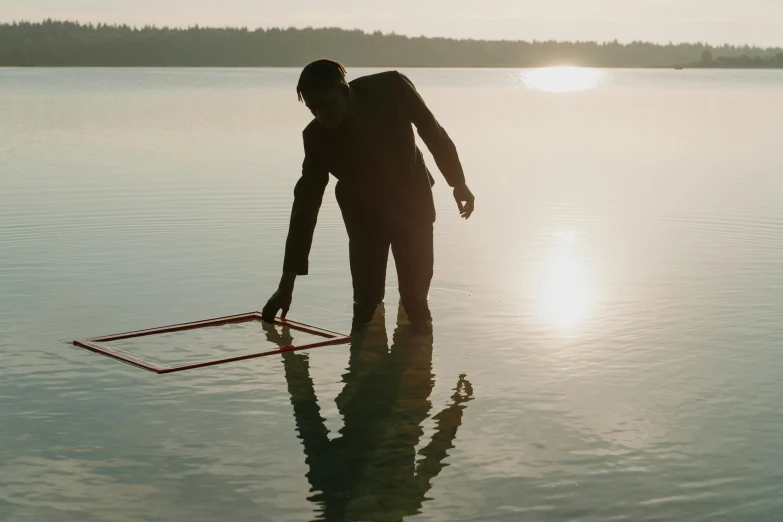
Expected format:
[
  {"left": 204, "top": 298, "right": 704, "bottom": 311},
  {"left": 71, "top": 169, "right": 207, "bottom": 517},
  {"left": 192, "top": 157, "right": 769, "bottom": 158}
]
[{"left": 4, "top": 18, "right": 782, "bottom": 51}]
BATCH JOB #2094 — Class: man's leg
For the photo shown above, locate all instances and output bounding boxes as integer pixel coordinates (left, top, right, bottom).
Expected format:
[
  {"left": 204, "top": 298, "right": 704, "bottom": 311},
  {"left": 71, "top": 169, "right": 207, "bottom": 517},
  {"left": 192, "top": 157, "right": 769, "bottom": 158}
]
[
  {"left": 391, "top": 220, "right": 434, "bottom": 324},
  {"left": 339, "top": 201, "right": 391, "bottom": 328}
]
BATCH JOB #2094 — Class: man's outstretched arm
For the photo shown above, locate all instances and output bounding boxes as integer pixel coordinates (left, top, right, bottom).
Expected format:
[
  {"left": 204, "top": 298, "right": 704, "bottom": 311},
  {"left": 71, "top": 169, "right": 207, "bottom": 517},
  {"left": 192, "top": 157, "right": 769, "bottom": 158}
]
[
  {"left": 283, "top": 133, "right": 329, "bottom": 276},
  {"left": 396, "top": 72, "right": 475, "bottom": 219},
  {"left": 263, "top": 132, "right": 329, "bottom": 322}
]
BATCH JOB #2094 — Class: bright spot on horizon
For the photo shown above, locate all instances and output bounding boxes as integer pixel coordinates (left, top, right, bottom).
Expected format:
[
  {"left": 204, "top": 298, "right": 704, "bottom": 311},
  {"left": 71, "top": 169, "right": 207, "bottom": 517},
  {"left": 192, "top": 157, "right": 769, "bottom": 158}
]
[
  {"left": 521, "top": 67, "right": 603, "bottom": 93},
  {"left": 539, "top": 232, "right": 592, "bottom": 330}
]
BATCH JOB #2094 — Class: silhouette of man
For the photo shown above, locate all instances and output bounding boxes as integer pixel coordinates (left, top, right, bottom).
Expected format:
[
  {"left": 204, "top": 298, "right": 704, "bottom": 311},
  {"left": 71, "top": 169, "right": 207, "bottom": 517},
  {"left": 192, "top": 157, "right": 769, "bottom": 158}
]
[
  {"left": 262, "top": 59, "right": 475, "bottom": 330},
  {"left": 264, "top": 307, "right": 473, "bottom": 520}
]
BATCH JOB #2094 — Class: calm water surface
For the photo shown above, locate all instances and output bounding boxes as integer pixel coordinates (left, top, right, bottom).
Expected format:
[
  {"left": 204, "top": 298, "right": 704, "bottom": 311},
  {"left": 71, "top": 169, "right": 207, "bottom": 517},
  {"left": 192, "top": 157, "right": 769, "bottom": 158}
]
[{"left": 2, "top": 68, "right": 783, "bottom": 521}]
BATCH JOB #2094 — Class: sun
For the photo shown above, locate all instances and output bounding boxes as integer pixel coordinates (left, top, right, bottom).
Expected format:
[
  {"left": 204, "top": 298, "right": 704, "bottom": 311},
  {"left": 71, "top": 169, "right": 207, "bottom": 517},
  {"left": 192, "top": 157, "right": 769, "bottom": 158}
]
[{"left": 520, "top": 67, "right": 603, "bottom": 93}]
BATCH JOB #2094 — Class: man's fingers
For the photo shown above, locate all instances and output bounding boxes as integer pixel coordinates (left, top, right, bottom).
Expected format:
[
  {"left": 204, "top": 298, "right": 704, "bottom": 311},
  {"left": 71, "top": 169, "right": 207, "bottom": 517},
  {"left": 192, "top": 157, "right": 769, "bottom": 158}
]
[
  {"left": 455, "top": 185, "right": 475, "bottom": 219},
  {"left": 461, "top": 198, "right": 475, "bottom": 219},
  {"left": 262, "top": 299, "right": 278, "bottom": 323}
]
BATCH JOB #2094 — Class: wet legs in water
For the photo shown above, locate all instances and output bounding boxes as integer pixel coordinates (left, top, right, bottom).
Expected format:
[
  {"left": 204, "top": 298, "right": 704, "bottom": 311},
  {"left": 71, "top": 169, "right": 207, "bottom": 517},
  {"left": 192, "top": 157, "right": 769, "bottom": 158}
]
[{"left": 342, "top": 207, "right": 433, "bottom": 330}]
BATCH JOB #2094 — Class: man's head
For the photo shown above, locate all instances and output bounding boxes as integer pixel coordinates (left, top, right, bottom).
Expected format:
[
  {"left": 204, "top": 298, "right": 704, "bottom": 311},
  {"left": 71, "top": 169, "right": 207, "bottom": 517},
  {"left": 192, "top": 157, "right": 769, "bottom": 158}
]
[{"left": 296, "top": 59, "right": 350, "bottom": 130}]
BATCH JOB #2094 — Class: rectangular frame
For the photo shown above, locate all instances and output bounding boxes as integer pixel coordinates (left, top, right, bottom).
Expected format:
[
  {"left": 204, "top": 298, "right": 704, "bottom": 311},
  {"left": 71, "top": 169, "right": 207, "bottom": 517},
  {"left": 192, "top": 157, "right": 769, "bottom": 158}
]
[{"left": 73, "top": 312, "right": 351, "bottom": 374}]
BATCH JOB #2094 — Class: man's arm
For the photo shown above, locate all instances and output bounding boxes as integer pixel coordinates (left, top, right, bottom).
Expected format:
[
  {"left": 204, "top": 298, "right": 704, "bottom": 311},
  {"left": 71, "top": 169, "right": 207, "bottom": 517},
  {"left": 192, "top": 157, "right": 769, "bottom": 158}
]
[
  {"left": 396, "top": 71, "right": 466, "bottom": 188},
  {"left": 282, "top": 132, "right": 330, "bottom": 276},
  {"left": 396, "top": 72, "right": 474, "bottom": 218},
  {"left": 263, "top": 131, "right": 328, "bottom": 322}
]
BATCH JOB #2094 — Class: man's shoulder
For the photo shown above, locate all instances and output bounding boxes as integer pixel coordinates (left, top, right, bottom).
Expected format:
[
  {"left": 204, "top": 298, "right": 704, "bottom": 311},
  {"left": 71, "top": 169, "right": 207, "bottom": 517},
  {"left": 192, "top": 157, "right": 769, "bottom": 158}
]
[
  {"left": 349, "top": 70, "right": 403, "bottom": 91},
  {"left": 302, "top": 119, "right": 324, "bottom": 142}
]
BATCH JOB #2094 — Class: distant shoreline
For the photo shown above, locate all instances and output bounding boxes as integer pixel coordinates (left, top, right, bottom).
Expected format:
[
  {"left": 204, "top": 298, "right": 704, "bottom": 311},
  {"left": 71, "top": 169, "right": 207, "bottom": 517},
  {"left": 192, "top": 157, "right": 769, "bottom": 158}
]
[
  {"left": 3, "top": 20, "right": 782, "bottom": 69},
  {"left": 678, "top": 64, "right": 783, "bottom": 70}
]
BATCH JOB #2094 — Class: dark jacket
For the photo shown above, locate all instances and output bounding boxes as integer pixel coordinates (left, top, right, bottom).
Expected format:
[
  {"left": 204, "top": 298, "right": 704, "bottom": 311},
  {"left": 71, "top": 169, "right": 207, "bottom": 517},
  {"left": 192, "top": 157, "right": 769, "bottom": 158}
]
[{"left": 283, "top": 71, "right": 466, "bottom": 275}]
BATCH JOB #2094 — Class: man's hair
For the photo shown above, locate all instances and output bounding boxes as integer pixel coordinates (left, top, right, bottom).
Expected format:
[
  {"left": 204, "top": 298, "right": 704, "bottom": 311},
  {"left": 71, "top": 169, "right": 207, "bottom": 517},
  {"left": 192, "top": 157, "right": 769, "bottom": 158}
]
[{"left": 296, "top": 59, "right": 348, "bottom": 102}]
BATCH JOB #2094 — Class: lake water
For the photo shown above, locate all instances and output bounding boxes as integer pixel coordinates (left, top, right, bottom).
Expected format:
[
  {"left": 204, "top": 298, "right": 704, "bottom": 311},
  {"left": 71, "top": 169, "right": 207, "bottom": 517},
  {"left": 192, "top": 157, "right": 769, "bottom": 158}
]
[{"left": 2, "top": 67, "right": 783, "bottom": 521}]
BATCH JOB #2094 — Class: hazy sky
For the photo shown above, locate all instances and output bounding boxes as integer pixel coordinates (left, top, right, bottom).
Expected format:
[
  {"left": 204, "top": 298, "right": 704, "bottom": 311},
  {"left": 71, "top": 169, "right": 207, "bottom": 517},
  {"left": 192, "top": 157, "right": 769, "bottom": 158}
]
[{"left": 5, "top": 0, "right": 782, "bottom": 47}]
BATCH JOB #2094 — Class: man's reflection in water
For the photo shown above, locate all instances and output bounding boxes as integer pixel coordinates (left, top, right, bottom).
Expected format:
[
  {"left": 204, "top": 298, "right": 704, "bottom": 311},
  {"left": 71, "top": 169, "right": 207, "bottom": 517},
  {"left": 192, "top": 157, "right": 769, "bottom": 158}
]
[{"left": 265, "top": 305, "right": 473, "bottom": 521}]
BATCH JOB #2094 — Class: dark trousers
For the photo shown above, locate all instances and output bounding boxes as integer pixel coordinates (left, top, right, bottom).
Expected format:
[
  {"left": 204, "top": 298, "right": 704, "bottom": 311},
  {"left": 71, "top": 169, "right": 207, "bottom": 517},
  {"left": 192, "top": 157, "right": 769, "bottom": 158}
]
[{"left": 338, "top": 197, "right": 433, "bottom": 324}]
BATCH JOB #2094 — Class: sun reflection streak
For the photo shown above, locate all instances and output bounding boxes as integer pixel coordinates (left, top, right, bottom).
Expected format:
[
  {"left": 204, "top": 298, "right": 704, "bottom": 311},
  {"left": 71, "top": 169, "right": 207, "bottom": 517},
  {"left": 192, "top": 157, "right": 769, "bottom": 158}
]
[
  {"left": 521, "top": 67, "right": 603, "bottom": 93},
  {"left": 539, "top": 231, "right": 593, "bottom": 331}
]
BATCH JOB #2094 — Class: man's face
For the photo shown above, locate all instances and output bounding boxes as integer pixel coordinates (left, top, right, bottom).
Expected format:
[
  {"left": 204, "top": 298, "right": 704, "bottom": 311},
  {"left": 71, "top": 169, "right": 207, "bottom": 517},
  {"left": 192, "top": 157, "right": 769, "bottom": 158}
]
[{"left": 303, "top": 84, "right": 349, "bottom": 130}]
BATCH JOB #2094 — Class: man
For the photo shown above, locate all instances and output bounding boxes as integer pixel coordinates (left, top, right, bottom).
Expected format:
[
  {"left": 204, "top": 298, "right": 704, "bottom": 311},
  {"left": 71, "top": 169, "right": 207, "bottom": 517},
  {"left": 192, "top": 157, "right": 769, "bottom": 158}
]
[{"left": 262, "top": 59, "right": 474, "bottom": 330}]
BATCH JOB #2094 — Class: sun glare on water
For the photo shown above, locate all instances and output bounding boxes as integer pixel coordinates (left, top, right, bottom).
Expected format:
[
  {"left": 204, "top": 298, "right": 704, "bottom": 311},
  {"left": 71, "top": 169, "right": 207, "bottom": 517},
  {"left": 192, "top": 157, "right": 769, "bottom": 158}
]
[
  {"left": 521, "top": 66, "right": 603, "bottom": 93},
  {"left": 538, "top": 231, "right": 593, "bottom": 331}
]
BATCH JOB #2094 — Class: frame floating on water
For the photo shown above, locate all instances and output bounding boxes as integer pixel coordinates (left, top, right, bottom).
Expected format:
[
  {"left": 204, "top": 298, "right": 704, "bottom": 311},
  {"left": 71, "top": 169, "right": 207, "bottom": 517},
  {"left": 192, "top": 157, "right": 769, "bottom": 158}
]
[{"left": 72, "top": 312, "right": 351, "bottom": 374}]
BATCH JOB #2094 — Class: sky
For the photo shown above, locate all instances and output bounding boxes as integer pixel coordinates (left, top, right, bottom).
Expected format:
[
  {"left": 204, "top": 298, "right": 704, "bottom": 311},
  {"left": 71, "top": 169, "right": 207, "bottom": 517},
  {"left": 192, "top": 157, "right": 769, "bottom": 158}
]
[{"left": 5, "top": 0, "right": 782, "bottom": 48}]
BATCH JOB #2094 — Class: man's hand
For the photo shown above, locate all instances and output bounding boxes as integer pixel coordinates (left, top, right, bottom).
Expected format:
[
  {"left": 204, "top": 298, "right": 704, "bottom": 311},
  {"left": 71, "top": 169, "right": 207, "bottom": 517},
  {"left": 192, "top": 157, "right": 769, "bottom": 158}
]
[
  {"left": 262, "top": 272, "right": 296, "bottom": 323},
  {"left": 453, "top": 183, "right": 475, "bottom": 219}
]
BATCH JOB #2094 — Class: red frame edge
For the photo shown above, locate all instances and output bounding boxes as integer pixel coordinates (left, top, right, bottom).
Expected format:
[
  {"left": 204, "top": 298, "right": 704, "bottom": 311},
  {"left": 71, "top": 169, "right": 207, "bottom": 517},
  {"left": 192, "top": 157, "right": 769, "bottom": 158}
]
[{"left": 72, "top": 311, "right": 351, "bottom": 374}]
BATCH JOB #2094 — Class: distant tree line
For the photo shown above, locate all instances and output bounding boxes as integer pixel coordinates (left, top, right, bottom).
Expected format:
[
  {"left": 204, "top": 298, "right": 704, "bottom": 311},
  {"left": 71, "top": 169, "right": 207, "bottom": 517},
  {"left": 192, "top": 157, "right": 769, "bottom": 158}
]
[
  {"left": 1, "top": 20, "right": 781, "bottom": 68},
  {"left": 688, "top": 48, "right": 783, "bottom": 68}
]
